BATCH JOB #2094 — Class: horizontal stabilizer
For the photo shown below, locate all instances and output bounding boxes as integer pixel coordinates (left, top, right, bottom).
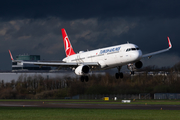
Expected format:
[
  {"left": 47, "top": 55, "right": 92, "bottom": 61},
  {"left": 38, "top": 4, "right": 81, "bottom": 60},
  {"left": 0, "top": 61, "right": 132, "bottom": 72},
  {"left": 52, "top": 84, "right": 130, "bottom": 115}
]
[{"left": 22, "top": 61, "right": 99, "bottom": 68}]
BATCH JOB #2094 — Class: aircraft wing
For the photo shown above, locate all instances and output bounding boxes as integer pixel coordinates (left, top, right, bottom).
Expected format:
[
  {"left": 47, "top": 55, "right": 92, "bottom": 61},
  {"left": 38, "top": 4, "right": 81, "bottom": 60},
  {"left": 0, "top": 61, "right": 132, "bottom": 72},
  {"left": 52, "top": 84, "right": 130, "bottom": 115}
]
[
  {"left": 142, "top": 37, "right": 172, "bottom": 58},
  {"left": 22, "top": 61, "right": 99, "bottom": 68}
]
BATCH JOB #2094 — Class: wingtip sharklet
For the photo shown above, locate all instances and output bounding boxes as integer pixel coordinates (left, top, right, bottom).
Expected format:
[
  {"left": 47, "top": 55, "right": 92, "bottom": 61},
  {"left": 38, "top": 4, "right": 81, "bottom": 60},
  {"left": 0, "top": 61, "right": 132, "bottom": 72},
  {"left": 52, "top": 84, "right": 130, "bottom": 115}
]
[
  {"left": 167, "top": 36, "right": 172, "bottom": 49},
  {"left": 8, "top": 50, "right": 14, "bottom": 61}
]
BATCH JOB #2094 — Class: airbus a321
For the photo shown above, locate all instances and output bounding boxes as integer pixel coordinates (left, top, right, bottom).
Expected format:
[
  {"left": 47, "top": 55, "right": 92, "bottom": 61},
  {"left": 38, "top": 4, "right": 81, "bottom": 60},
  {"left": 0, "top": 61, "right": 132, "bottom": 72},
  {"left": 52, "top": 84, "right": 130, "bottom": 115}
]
[{"left": 10, "top": 28, "right": 172, "bottom": 82}]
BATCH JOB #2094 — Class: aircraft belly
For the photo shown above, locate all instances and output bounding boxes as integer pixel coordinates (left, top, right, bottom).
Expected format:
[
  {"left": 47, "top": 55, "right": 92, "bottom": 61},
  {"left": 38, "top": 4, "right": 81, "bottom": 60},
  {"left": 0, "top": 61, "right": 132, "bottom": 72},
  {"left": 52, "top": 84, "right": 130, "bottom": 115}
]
[
  {"left": 115, "top": 53, "right": 129, "bottom": 66},
  {"left": 103, "top": 54, "right": 118, "bottom": 67}
]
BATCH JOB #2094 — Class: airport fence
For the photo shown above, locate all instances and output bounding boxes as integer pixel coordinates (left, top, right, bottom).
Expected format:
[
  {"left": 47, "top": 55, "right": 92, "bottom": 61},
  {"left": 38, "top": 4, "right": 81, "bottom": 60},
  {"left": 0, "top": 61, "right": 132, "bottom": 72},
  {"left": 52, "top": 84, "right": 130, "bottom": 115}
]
[
  {"left": 76, "top": 93, "right": 180, "bottom": 100},
  {"left": 78, "top": 93, "right": 151, "bottom": 100},
  {"left": 154, "top": 93, "right": 180, "bottom": 99}
]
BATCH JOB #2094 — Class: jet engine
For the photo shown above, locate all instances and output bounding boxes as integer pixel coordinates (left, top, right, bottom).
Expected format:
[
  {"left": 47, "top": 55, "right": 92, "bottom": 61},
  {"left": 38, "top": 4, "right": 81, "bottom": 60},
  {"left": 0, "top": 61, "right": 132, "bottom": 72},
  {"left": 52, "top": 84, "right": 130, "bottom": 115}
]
[
  {"left": 127, "top": 61, "right": 143, "bottom": 71},
  {"left": 135, "top": 61, "right": 143, "bottom": 69},
  {"left": 75, "top": 65, "right": 90, "bottom": 75}
]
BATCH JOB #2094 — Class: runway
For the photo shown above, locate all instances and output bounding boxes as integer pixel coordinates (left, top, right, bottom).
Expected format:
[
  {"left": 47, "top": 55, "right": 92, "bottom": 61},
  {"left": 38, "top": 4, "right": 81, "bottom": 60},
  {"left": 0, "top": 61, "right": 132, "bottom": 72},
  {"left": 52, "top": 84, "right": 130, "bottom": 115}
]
[{"left": 0, "top": 101, "right": 180, "bottom": 110}]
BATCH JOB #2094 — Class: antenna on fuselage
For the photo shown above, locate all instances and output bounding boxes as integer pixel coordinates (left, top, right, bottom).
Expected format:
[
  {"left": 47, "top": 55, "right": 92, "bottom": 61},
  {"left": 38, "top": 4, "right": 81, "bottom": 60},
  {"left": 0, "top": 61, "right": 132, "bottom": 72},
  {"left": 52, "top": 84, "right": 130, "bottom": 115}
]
[{"left": 127, "top": 41, "right": 129, "bottom": 44}]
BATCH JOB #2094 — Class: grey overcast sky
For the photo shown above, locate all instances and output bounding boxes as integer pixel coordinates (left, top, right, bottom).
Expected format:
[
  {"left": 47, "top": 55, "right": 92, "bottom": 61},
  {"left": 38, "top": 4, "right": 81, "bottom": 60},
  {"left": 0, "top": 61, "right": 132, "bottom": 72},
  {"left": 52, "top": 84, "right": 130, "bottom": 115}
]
[{"left": 0, "top": 0, "right": 180, "bottom": 70}]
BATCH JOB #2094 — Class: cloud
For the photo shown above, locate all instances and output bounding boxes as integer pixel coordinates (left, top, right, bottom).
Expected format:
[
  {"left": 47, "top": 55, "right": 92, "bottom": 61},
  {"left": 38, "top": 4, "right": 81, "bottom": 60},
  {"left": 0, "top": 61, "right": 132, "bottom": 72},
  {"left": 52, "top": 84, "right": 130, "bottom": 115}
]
[
  {"left": 0, "top": 0, "right": 180, "bottom": 70},
  {"left": 0, "top": 17, "right": 136, "bottom": 53},
  {"left": 0, "top": 28, "right": 7, "bottom": 36},
  {"left": 142, "top": 54, "right": 180, "bottom": 67},
  {"left": 0, "top": 0, "right": 180, "bottom": 20}
]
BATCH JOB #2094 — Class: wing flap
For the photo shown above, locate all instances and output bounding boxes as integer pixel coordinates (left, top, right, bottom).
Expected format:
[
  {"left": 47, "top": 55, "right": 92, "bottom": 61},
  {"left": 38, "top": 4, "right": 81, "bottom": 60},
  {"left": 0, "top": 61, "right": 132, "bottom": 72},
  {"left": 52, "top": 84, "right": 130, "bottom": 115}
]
[{"left": 22, "top": 61, "right": 99, "bottom": 67}]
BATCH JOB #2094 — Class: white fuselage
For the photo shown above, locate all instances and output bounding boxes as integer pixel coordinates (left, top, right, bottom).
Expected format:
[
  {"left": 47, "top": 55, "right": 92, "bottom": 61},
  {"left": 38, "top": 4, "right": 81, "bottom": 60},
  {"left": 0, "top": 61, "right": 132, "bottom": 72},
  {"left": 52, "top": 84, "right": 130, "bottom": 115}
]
[{"left": 63, "top": 43, "right": 142, "bottom": 70}]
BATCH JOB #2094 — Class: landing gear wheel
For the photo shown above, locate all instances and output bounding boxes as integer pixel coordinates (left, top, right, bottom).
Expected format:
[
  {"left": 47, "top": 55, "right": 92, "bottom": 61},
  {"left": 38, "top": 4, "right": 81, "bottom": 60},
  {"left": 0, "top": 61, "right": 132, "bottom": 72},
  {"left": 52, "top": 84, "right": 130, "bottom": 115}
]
[
  {"left": 80, "top": 76, "right": 84, "bottom": 82},
  {"left": 131, "top": 71, "right": 135, "bottom": 75},
  {"left": 80, "top": 76, "right": 89, "bottom": 82},
  {"left": 119, "top": 72, "right": 123, "bottom": 78},
  {"left": 115, "top": 72, "right": 123, "bottom": 79},
  {"left": 115, "top": 66, "right": 123, "bottom": 79},
  {"left": 85, "top": 76, "right": 89, "bottom": 82},
  {"left": 115, "top": 73, "right": 119, "bottom": 79}
]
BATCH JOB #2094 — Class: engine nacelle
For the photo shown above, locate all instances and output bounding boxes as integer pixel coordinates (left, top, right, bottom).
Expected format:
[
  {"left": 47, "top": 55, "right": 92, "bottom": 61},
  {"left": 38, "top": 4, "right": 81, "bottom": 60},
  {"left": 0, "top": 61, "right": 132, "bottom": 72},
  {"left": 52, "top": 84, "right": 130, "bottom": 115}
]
[
  {"left": 127, "top": 61, "right": 143, "bottom": 71},
  {"left": 135, "top": 61, "right": 143, "bottom": 69},
  {"left": 75, "top": 65, "right": 90, "bottom": 75}
]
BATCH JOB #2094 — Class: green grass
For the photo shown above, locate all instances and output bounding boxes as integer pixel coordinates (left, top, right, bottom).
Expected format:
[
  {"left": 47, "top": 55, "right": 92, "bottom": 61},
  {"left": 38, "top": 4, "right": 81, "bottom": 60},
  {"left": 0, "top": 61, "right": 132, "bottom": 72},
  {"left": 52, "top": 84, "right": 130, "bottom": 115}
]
[
  {"left": 1, "top": 99, "right": 180, "bottom": 105},
  {"left": 131, "top": 100, "right": 180, "bottom": 105},
  {"left": 46, "top": 99, "right": 180, "bottom": 105},
  {"left": 0, "top": 107, "right": 179, "bottom": 120},
  {"left": 0, "top": 100, "right": 180, "bottom": 120}
]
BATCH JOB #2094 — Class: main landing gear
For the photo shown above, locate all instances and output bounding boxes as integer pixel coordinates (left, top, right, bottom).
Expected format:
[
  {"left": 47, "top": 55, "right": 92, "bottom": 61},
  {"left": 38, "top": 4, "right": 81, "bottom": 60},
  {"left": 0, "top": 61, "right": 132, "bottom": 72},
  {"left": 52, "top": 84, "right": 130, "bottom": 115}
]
[
  {"left": 115, "top": 66, "right": 123, "bottom": 79},
  {"left": 130, "top": 71, "right": 135, "bottom": 75},
  {"left": 115, "top": 72, "right": 123, "bottom": 79},
  {"left": 80, "top": 76, "right": 89, "bottom": 82}
]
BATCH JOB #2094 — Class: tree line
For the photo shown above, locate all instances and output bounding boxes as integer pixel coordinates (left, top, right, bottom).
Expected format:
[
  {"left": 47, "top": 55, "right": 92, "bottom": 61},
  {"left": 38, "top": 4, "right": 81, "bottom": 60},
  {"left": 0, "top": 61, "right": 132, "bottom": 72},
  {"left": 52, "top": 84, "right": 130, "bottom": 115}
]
[{"left": 0, "top": 67, "right": 180, "bottom": 99}]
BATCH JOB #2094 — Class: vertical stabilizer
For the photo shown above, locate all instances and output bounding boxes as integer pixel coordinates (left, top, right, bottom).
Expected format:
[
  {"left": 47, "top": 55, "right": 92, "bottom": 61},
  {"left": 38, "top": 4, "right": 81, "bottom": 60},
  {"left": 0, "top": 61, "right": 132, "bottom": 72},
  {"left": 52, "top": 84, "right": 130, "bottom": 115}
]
[{"left": 61, "top": 28, "right": 76, "bottom": 57}]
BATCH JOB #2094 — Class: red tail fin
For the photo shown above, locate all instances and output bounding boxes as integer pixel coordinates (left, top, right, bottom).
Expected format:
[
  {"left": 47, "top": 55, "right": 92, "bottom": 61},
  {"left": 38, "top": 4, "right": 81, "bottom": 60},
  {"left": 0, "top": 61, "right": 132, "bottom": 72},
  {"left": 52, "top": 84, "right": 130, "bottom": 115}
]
[
  {"left": 8, "top": 50, "right": 14, "bottom": 61},
  {"left": 61, "top": 28, "right": 76, "bottom": 57}
]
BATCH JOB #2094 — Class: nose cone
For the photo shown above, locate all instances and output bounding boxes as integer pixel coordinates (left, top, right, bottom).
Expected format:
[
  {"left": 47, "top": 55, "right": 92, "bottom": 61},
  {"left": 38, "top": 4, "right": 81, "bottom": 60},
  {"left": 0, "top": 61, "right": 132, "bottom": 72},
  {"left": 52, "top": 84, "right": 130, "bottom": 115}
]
[{"left": 132, "top": 50, "right": 142, "bottom": 61}]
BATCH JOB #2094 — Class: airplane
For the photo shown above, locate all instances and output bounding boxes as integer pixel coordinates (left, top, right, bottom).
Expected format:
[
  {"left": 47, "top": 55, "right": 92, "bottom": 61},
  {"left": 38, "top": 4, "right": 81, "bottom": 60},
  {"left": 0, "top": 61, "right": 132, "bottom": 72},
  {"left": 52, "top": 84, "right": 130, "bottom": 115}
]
[{"left": 9, "top": 28, "right": 172, "bottom": 82}]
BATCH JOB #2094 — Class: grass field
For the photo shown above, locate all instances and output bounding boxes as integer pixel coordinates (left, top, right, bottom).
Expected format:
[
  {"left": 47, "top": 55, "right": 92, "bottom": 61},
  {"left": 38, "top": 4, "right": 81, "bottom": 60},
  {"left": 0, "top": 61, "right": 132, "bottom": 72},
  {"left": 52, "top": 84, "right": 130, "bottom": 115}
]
[
  {"left": 1, "top": 99, "right": 180, "bottom": 105},
  {"left": 0, "top": 99, "right": 180, "bottom": 120},
  {"left": 0, "top": 107, "right": 180, "bottom": 120}
]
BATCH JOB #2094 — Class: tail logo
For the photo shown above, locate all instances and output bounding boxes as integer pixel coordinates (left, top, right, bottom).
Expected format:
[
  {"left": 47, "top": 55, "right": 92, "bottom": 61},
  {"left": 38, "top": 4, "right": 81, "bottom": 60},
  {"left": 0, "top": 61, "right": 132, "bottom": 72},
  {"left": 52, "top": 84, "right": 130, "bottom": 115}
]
[
  {"left": 64, "top": 36, "right": 70, "bottom": 52},
  {"left": 62, "top": 28, "right": 76, "bottom": 57},
  {"left": 64, "top": 36, "right": 74, "bottom": 57}
]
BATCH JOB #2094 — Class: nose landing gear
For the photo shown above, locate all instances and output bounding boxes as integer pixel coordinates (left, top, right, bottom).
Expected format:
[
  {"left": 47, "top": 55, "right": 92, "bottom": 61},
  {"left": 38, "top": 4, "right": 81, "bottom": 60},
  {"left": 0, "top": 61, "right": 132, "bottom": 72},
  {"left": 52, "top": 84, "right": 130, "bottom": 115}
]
[{"left": 130, "top": 71, "right": 135, "bottom": 75}]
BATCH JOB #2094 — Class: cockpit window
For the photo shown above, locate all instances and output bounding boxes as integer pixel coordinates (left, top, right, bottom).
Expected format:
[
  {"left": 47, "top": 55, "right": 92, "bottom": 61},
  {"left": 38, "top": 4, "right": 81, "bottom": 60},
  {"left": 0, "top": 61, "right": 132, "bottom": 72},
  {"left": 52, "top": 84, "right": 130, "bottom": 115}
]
[
  {"left": 132, "top": 48, "right": 136, "bottom": 50},
  {"left": 126, "top": 48, "right": 140, "bottom": 52}
]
